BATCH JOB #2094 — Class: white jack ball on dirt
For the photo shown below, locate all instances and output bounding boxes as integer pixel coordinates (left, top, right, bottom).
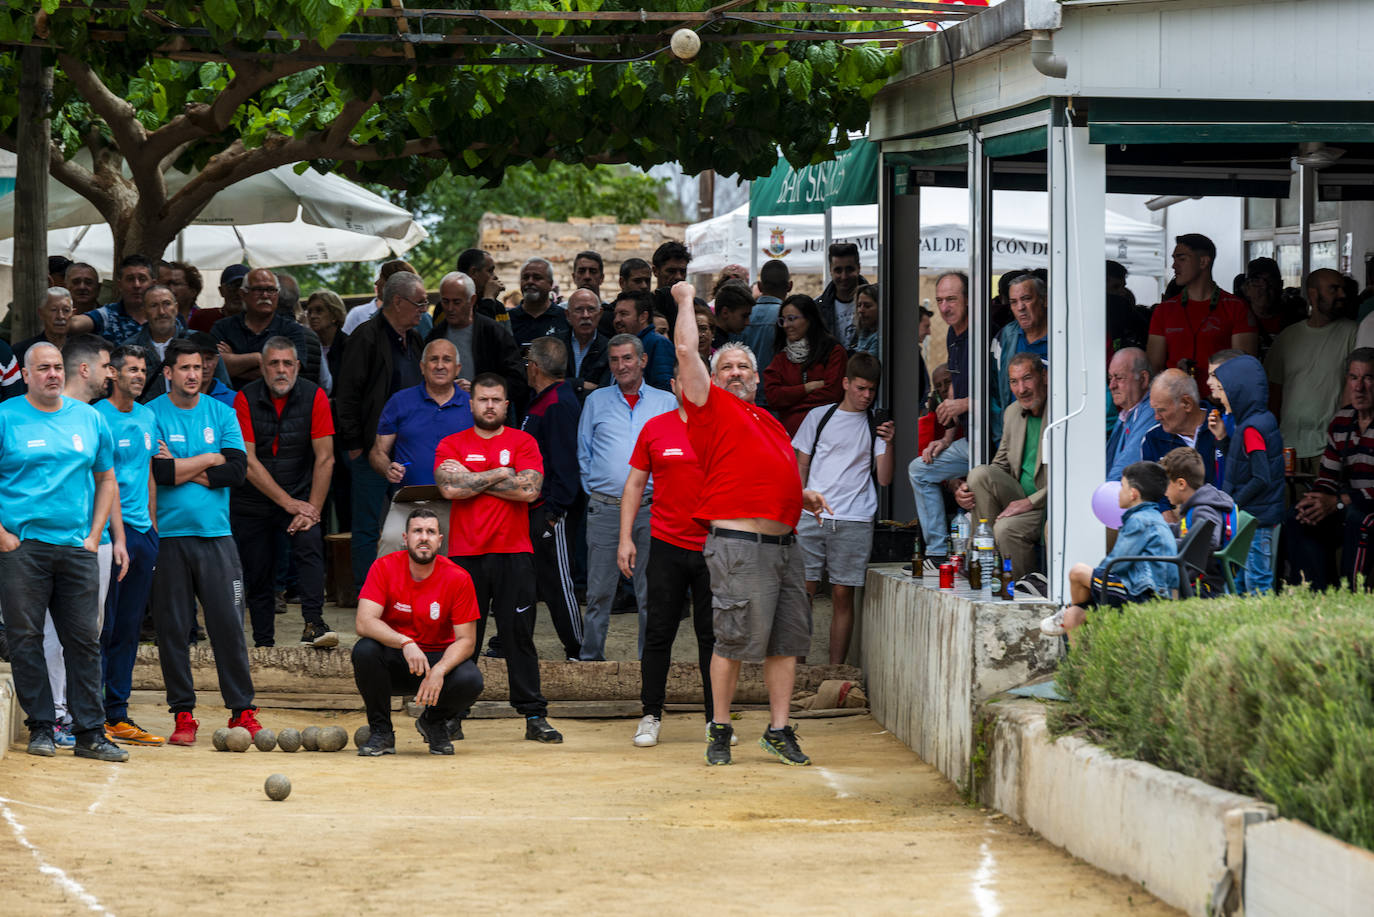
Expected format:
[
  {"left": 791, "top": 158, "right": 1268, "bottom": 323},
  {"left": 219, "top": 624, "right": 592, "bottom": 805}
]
[{"left": 670, "top": 28, "right": 700, "bottom": 61}]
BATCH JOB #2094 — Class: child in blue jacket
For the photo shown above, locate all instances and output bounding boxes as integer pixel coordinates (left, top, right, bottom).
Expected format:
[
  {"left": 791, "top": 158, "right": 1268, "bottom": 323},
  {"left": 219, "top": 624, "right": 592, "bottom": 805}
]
[
  {"left": 1041, "top": 461, "right": 1179, "bottom": 637},
  {"left": 1207, "top": 351, "right": 1284, "bottom": 593}
]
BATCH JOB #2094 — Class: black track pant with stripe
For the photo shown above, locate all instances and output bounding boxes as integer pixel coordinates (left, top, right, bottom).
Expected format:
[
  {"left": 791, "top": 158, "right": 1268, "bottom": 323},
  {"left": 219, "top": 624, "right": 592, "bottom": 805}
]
[{"left": 488, "top": 504, "right": 583, "bottom": 660}]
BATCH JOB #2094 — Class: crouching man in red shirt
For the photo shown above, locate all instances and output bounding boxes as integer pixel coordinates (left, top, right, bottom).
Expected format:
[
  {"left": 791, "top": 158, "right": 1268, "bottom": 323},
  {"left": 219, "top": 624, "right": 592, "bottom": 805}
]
[
  {"left": 352, "top": 507, "right": 484, "bottom": 756},
  {"left": 672, "top": 282, "right": 832, "bottom": 767}
]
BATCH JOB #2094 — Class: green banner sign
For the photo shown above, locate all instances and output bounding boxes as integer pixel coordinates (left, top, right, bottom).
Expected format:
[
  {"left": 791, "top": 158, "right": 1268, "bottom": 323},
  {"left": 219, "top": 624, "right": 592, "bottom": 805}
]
[{"left": 749, "top": 139, "right": 878, "bottom": 219}]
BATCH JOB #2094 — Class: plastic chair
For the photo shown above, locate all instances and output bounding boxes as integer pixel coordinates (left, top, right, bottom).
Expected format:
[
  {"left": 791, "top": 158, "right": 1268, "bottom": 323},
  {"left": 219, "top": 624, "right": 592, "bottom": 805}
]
[
  {"left": 1214, "top": 510, "right": 1258, "bottom": 595},
  {"left": 1102, "top": 519, "right": 1215, "bottom": 600}
]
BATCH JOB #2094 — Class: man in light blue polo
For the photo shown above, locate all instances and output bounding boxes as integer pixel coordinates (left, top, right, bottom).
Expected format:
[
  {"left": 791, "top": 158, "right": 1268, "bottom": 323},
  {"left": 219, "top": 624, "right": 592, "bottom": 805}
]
[
  {"left": 148, "top": 337, "right": 262, "bottom": 746},
  {"left": 0, "top": 341, "right": 126, "bottom": 762},
  {"left": 96, "top": 343, "right": 164, "bottom": 746},
  {"left": 576, "top": 333, "right": 676, "bottom": 660}
]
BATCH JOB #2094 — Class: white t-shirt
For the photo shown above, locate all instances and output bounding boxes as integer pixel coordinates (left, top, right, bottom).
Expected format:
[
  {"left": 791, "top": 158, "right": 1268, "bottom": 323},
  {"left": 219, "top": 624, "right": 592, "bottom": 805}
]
[
  {"left": 833, "top": 297, "right": 856, "bottom": 345},
  {"left": 791, "top": 404, "right": 887, "bottom": 521},
  {"left": 341, "top": 299, "right": 381, "bottom": 335}
]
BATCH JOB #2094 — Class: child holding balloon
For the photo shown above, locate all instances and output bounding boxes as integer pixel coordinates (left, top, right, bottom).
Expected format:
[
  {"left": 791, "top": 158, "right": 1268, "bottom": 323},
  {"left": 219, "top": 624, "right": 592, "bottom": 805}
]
[{"left": 1040, "top": 461, "right": 1180, "bottom": 637}]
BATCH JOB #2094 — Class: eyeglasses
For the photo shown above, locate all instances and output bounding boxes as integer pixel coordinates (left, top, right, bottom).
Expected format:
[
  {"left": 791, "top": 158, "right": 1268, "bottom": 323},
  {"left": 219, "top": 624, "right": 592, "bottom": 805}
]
[
  {"left": 777, "top": 314, "right": 805, "bottom": 325},
  {"left": 398, "top": 295, "right": 428, "bottom": 310},
  {"left": 247, "top": 286, "right": 279, "bottom": 295}
]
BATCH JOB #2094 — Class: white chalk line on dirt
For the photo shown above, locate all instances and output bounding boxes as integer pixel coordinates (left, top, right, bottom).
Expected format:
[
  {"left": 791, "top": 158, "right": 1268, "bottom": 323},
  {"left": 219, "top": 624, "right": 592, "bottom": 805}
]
[
  {"left": 816, "top": 767, "right": 854, "bottom": 798},
  {"left": 86, "top": 768, "right": 120, "bottom": 815},
  {"left": 971, "top": 837, "right": 1002, "bottom": 917},
  {"left": 0, "top": 797, "right": 113, "bottom": 915}
]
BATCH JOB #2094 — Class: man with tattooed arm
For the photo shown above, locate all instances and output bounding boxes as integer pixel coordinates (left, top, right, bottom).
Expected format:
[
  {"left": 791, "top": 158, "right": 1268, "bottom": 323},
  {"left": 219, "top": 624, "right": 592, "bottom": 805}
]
[{"left": 433, "top": 373, "right": 563, "bottom": 744}]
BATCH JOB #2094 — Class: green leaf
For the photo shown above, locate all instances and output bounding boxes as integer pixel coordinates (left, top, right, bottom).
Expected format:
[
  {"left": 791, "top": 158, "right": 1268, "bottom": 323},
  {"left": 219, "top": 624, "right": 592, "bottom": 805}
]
[{"left": 201, "top": 0, "right": 239, "bottom": 32}]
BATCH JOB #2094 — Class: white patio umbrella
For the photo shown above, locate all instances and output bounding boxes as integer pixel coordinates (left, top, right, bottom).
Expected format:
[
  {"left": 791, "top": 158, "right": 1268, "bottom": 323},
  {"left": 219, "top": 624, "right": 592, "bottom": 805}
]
[{"left": 0, "top": 157, "right": 427, "bottom": 275}]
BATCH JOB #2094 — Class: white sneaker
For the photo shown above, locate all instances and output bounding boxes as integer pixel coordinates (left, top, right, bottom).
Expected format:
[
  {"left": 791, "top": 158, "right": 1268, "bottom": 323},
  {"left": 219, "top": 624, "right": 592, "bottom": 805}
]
[
  {"left": 1039, "top": 609, "right": 1067, "bottom": 637},
  {"left": 704, "top": 722, "right": 739, "bottom": 746},
  {"left": 634, "top": 715, "right": 661, "bottom": 747}
]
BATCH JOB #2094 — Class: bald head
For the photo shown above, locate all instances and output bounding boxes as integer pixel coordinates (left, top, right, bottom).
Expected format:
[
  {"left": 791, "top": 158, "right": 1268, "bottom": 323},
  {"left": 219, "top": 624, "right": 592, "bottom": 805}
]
[
  {"left": 1306, "top": 267, "right": 1347, "bottom": 320},
  {"left": 1149, "top": 368, "right": 1203, "bottom": 436}
]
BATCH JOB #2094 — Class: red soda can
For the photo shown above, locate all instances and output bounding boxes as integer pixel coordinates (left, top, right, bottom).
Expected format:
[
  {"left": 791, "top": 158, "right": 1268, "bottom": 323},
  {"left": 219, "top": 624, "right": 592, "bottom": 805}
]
[
  {"left": 1283, "top": 447, "right": 1296, "bottom": 475},
  {"left": 939, "top": 563, "right": 955, "bottom": 589},
  {"left": 949, "top": 553, "right": 963, "bottom": 575}
]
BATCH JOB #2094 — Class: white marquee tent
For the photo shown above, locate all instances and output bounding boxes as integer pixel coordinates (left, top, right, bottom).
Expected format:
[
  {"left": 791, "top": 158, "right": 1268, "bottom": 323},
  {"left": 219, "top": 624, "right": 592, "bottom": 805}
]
[{"left": 687, "top": 188, "right": 1166, "bottom": 281}]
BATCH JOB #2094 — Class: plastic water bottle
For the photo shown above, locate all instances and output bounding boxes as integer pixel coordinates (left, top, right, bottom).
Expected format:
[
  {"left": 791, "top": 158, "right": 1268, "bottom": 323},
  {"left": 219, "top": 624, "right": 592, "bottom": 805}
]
[
  {"left": 948, "top": 518, "right": 961, "bottom": 557},
  {"left": 973, "top": 518, "right": 995, "bottom": 587},
  {"left": 956, "top": 513, "right": 971, "bottom": 555}
]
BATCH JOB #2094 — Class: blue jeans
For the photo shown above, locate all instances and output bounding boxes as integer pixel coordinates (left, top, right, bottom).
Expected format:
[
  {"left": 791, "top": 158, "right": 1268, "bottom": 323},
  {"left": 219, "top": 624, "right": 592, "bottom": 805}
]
[
  {"left": 0, "top": 541, "right": 102, "bottom": 736},
  {"left": 907, "top": 437, "right": 970, "bottom": 556},
  {"left": 580, "top": 498, "right": 650, "bottom": 661},
  {"left": 1237, "top": 524, "right": 1275, "bottom": 595},
  {"left": 349, "top": 453, "right": 391, "bottom": 588}
]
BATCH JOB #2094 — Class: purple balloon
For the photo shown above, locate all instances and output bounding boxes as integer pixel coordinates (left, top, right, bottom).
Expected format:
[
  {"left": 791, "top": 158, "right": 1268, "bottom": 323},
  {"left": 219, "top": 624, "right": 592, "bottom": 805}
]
[{"left": 1092, "top": 481, "right": 1126, "bottom": 529}]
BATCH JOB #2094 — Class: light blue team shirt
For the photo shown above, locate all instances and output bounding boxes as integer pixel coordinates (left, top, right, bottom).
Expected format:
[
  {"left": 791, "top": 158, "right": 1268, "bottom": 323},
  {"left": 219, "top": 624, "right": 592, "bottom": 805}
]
[
  {"left": 95, "top": 398, "right": 158, "bottom": 537},
  {"left": 576, "top": 382, "right": 677, "bottom": 497},
  {"left": 147, "top": 392, "right": 245, "bottom": 538},
  {"left": 0, "top": 396, "right": 114, "bottom": 547}
]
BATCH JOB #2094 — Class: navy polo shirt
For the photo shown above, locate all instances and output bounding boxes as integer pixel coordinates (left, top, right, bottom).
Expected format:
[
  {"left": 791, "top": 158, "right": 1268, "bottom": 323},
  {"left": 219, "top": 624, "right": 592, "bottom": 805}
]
[{"left": 375, "top": 384, "right": 474, "bottom": 486}]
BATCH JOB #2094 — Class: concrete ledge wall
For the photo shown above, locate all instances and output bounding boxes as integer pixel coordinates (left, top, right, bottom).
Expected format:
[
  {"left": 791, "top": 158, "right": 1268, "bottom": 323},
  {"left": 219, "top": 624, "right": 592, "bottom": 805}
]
[
  {"left": 1245, "top": 818, "right": 1374, "bottom": 917},
  {"left": 130, "top": 646, "right": 860, "bottom": 705},
  {"left": 0, "top": 668, "right": 15, "bottom": 756},
  {"left": 861, "top": 565, "right": 1059, "bottom": 785},
  {"left": 982, "top": 699, "right": 1274, "bottom": 917}
]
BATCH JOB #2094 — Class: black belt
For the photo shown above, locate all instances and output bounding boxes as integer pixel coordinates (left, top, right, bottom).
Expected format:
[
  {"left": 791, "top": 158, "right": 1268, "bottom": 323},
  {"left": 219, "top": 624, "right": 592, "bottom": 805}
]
[{"left": 710, "top": 527, "right": 795, "bottom": 546}]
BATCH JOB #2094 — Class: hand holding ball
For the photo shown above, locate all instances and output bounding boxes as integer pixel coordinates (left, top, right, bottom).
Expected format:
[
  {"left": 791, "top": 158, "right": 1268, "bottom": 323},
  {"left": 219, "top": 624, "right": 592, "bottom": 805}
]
[{"left": 670, "top": 28, "right": 700, "bottom": 61}]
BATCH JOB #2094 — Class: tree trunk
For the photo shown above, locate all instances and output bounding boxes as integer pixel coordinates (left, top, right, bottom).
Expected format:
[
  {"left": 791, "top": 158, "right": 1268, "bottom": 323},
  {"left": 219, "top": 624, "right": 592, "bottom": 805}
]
[{"left": 13, "top": 48, "right": 52, "bottom": 343}]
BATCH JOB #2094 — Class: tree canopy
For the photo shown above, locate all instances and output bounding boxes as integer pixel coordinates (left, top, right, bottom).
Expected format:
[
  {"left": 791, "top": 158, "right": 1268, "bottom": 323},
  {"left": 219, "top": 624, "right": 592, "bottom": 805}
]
[{"left": 0, "top": 1, "right": 902, "bottom": 263}]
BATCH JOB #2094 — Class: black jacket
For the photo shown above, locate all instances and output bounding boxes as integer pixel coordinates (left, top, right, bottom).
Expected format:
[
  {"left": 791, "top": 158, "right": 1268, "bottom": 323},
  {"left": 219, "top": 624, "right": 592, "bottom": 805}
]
[
  {"left": 233, "top": 377, "right": 323, "bottom": 515},
  {"left": 335, "top": 312, "right": 424, "bottom": 452},
  {"left": 816, "top": 276, "right": 868, "bottom": 340},
  {"left": 520, "top": 380, "right": 582, "bottom": 517},
  {"left": 323, "top": 329, "right": 349, "bottom": 389},
  {"left": 559, "top": 330, "right": 611, "bottom": 402},
  {"left": 425, "top": 313, "right": 528, "bottom": 416}
]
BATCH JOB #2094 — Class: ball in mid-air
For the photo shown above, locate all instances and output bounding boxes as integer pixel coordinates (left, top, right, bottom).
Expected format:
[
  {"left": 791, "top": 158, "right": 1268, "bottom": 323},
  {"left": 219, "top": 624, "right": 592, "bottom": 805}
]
[
  {"left": 277, "top": 728, "right": 302, "bottom": 752},
  {"left": 226, "top": 726, "right": 252, "bottom": 752},
  {"left": 670, "top": 28, "right": 700, "bottom": 61},
  {"left": 264, "top": 774, "right": 291, "bottom": 801}
]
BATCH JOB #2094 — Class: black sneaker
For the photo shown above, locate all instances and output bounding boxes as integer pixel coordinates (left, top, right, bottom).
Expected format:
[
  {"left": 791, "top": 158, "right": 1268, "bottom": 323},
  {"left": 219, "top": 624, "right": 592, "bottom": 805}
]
[
  {"left": 415, "top": 714, "right": 454, "bottom": 755},
  {"left": 705, "top": 721, "right": 733, "bottom": 766},
  {"left": 73, "top": 735, "right": 130, "bottom": 763},
  {"left": 760, "top": 725, "right": 811, "bottom": 766},
  {"left": 27, "top": 729, "right": 56, "bottom": 757},
  {"left": 525, "top": 716, "right": 563, "bottom": 744},
  {"left": 300, "top": 621, "right": 339, "bottom": 648},
  {"left": 445, "top": 716, "right": 465, "bottom": 741},
  {"left": 357, "top": 730, "right": 396, "bottom": 756}
]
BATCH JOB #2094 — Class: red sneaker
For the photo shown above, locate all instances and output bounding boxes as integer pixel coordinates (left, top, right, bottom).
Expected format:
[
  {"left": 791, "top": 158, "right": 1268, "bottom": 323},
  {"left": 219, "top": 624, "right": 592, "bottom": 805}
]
[
  {"left": 168, "top": 712, "right": 199, "bottom": 746},
  {"left": 228, "top": 708, "right": 263, "bottom": 738}
]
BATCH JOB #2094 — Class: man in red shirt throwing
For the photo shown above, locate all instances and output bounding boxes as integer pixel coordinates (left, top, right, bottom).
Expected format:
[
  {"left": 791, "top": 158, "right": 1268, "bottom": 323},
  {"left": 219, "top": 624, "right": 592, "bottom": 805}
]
[
  {"left": 1147, "top": 233, "right": 1258, "bottom": 385},
  {"left": 434, "top": 373, "right": 562, "bottom": 744},
  {"left": 618, "top": 368, "right": 715, "bottom": 748},
  {"left": 671, "top": 283, "right": 832, "bottom": 767},
  {"left": 352, "top": 507, "right": 484, "bottom": 756}
]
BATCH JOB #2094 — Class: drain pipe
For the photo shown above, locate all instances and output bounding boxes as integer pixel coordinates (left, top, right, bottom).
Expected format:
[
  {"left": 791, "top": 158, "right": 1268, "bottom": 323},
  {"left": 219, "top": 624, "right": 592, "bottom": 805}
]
[{"left": 1030, "top": 30, "right": 1067, "bottom": 79}]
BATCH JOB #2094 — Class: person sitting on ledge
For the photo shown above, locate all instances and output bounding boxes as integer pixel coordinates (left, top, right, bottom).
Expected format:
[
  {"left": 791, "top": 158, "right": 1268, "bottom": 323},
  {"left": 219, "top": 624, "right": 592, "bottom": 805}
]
[{"left": 1039, "top": 461, "right": 1179, "bottom": 638}]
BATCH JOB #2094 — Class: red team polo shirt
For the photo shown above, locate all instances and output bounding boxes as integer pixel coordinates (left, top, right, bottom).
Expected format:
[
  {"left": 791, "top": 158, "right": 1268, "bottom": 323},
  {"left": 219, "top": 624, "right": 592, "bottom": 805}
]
[
  {"left": 434, "top": 425, "right": 543, "bottom": 556},
  {"left": 683, "top": 385, "right": 803, "bottom": 530},
  {"left": 630, "top": 410, "right": 707, "bottom": 551},
  {"left": 1148, "top": 288, "right": 1255, "bottom": 387},
  {"left": 359, "top": 552, "right": 480, "bottom": 651}
]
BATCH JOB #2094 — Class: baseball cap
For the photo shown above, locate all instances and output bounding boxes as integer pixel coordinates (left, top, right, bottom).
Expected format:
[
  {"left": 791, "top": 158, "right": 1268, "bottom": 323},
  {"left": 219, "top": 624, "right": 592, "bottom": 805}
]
[
  {"left": 188, "top": 332, "right": 218, "bottom": 357},
  {"left": 220, "top": 264, "right": 250, "bottom": 287},
  {"left": 49, "top": 255, "right": 74, "bottom": 276}
]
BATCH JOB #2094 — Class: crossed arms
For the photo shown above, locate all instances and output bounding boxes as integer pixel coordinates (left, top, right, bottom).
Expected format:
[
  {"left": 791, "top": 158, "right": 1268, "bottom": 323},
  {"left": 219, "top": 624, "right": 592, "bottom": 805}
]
[{"left": 435, "top": 459, "right": 543, "bottom": 503}]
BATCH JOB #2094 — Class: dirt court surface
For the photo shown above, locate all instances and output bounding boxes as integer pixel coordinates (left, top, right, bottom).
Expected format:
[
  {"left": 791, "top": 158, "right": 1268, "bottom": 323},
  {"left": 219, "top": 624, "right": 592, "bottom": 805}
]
[{"left": 0, "top": 705, "right": 1176, "bottom": 917}]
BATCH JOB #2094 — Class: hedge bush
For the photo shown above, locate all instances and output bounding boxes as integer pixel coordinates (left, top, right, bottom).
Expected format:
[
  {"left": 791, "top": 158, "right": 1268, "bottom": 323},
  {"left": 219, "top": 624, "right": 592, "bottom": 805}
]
[{"left": 1048, "top": 589, "right": 1374, "bottom": 850}]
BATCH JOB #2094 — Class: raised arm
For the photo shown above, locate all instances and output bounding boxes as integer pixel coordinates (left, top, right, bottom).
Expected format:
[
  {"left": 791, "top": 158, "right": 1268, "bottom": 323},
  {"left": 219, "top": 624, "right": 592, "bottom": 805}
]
[{"left": 672, "top": 282, "right": 709, "bottom": 406}]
